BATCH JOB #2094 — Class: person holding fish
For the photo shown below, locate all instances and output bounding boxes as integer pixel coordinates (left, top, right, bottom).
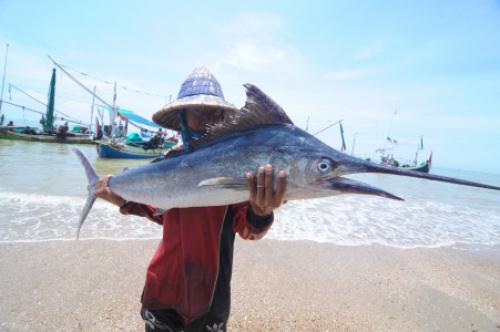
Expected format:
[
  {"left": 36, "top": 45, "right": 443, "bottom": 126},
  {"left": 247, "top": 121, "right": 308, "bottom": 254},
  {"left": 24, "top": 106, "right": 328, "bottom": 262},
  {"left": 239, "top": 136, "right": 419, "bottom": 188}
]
[
  {"left": 94, "top": 67, "right": 286, "bottom": 332},
  {"left": 74, "top": 66, "right": 500, "bottom": 332}
]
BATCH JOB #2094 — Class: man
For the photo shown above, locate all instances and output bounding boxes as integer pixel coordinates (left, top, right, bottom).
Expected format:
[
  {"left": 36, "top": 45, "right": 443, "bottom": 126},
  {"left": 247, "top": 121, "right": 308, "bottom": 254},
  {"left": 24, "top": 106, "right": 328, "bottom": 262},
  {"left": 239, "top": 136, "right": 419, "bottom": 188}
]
[
  {"left": 95, "top": 67, "right": 286, "bottom": 331},
  {"left": 144, "top": 128, "right": 163, "bottom": 150},
  {"left": 23, "top": 126, "right": 33, "bottom": 134},
  {"left": 56, "top": 121, "right": 69, "bottom": 138}
]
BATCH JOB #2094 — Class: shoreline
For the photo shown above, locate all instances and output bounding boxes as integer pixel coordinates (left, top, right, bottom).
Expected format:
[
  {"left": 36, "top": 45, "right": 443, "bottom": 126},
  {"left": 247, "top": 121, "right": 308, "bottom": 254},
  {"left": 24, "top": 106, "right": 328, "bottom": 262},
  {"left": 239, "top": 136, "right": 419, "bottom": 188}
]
[
  {"left": 1, "top": 239, "right": 499, "bottom": 331},
  {"left": 2, "top": 236, "right": 499, "bottom": 251}
]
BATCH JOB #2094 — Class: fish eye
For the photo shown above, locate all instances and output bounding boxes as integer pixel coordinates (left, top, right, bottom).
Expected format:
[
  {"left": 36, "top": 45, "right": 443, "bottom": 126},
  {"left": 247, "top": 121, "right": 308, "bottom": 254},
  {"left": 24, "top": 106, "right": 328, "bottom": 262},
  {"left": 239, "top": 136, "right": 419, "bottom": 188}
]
[{"left": 317, "top": 158, "right": 332, "bottom": 172}]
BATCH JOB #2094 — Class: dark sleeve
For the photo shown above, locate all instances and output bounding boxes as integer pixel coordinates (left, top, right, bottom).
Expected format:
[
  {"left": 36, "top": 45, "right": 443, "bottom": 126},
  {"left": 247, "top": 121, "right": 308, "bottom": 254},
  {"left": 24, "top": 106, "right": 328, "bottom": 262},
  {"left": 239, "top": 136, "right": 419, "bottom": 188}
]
[
  {"left": 119, "top": 202, "right": 163, "bottom": 225},
  {"left": 246, "top": 205, "right": 274, "bottom": 229},
  {"left": 232, "top": 203, "right": 274, "bottom": 240}
]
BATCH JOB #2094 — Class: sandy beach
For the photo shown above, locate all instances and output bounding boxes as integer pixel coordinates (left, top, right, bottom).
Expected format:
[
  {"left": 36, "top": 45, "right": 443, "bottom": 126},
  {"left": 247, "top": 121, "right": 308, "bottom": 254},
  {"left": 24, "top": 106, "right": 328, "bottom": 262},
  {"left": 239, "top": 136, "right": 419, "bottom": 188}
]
[{"left": 0, "top": 239, "right": 499, "bottom": 331}]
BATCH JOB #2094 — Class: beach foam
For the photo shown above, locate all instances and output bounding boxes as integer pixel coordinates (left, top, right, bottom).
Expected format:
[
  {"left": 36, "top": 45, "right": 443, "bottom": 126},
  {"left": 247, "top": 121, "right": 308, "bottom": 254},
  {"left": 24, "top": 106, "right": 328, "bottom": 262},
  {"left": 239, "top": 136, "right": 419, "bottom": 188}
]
[
  {"left": 1, "top": 190, "right": 498, "bottom": 248},
  {"left": 0, "top": 191, "right": 161, "bottom": 241},
  {"left": 270, "top": 195, "right": 500, "bottom": 248}
]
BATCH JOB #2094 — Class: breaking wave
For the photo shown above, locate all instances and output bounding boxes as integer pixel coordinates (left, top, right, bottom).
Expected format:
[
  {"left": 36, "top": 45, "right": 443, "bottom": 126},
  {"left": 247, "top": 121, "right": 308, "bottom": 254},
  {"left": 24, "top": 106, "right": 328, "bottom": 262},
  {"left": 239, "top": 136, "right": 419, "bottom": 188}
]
[{"left": 1, "top": 190, "right": 499, "bottom": 249}]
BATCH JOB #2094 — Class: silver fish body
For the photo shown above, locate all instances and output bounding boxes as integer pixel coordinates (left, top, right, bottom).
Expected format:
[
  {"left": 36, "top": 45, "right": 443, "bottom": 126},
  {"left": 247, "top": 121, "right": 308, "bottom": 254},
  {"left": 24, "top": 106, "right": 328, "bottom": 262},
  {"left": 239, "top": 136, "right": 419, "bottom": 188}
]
[{"left": 108, "top": 124, "right": 362, "bottom": 210}]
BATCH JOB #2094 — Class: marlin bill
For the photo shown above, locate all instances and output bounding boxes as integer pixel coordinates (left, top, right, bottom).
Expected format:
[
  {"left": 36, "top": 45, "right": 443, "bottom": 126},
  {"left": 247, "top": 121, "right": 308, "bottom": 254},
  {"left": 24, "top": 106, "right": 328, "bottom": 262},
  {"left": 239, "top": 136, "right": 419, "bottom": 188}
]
[{"left": 73, "top": 84, "right": 500, "bottom": 239}]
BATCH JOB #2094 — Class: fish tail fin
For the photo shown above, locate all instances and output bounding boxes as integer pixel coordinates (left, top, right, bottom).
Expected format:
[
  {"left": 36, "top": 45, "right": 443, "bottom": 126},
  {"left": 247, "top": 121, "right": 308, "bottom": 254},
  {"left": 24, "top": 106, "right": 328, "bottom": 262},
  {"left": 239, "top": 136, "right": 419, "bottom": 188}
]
[
  {"left": 77, "top": 196, "right": 96, "bottom": 240},
  {"left": 72, "top": 148, "right": 98, "bottom": 240}
]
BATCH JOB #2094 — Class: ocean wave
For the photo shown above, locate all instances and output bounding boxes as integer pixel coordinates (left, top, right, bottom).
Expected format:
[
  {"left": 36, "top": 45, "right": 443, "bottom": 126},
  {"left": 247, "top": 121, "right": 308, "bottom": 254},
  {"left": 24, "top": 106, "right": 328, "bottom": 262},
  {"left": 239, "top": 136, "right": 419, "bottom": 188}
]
[
  {"left": 0, "top": 191, "right": 162, "bottom": 241},
  {"left": 0, "top": 191, "right": 499, "bottom": 248},
  {"left": 269, "top": 195, "right": 500, "bottom": 248}
]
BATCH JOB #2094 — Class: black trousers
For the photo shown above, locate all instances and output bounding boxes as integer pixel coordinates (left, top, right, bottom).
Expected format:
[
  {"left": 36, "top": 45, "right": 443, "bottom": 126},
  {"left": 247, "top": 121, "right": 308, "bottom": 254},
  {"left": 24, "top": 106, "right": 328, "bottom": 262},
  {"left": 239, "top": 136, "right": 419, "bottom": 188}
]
[{"left": 141, "top": 308, "right": 227, "bottom": 332}]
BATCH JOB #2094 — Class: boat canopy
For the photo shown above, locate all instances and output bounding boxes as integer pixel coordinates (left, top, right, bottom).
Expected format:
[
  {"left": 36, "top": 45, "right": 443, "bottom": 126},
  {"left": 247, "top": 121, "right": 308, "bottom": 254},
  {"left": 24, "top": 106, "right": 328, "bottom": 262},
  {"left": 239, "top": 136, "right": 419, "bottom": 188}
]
[
  {"left": 103, "top": 105, "right": 160, "bottom": 128},
  {"left": 126, "top": 132, "right": 143, "bottom": 142}
]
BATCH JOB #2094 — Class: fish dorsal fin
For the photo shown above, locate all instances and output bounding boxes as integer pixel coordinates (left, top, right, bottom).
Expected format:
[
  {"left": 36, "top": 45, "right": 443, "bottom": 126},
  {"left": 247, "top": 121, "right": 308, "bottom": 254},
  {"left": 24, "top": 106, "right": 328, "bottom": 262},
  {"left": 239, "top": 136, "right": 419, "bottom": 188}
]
[{"left": 189, "top": 83, "right": 294, "bottom": 148}]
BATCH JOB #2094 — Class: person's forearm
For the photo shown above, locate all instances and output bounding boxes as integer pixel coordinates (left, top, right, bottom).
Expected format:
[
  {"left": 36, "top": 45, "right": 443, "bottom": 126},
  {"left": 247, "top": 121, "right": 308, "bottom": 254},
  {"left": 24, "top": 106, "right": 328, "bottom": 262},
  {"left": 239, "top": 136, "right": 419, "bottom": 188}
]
[{"left": 105, "top": 195, "right": 126, "bottom": 207}]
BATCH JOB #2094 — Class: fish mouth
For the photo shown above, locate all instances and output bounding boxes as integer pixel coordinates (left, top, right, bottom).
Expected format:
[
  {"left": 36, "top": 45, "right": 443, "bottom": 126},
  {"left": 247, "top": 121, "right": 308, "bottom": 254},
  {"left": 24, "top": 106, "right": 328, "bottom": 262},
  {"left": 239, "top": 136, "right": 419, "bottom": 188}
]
[{"left": 319, "top": 177, "right": 404, "bottom": 200}]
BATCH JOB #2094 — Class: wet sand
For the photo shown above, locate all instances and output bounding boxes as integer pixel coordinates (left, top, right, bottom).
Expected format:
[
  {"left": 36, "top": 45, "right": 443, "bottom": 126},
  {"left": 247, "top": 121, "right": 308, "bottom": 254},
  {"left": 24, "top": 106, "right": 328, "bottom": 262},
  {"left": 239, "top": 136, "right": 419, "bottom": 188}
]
[{"left": 0, "top": 239, "right": 499, "bottom": 331}]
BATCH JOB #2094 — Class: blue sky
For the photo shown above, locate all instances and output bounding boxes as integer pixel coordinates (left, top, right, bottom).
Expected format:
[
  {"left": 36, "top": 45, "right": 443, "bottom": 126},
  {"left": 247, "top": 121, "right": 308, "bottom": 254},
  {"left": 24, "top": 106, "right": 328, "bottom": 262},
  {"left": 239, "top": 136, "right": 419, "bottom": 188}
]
[{"left": 0, "top": 1, "right": 499, "bottom": 173}]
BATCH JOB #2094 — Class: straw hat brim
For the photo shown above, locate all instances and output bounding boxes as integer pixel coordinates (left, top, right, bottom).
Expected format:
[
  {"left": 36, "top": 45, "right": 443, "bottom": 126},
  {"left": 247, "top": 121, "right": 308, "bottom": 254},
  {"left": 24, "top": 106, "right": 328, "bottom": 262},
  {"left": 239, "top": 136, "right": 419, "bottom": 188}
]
[{"left": 153, "top": 94, "right": 238, "bottom": 130}]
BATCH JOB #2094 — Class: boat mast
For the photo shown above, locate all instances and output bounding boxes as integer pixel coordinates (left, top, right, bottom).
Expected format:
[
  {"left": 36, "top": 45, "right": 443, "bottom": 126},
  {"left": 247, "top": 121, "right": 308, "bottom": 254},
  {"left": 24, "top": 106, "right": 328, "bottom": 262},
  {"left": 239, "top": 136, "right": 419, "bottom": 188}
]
[
  {"left": 339, "top": 121, "right": 347, "bottom": 152},
  {"left": 89, "top": 85, "right": 96, "bottom": 132},
  {"left": 44, "top": 68, "right": 56, "bottom": 133},
  {"left": 351, "top": 132, "right": 358, "bottom": 155},
  {"left": 111, "top": 81, "right": 117, "bottom": 142},
  {"left": 413, "top": 145, "right": 419, "bottom": 166},
  {"left": 0, "top": 43, "right": 9, "bottom": 117},
  {"left": 413, "top": 135, "right": 423, "bottom": 166}
]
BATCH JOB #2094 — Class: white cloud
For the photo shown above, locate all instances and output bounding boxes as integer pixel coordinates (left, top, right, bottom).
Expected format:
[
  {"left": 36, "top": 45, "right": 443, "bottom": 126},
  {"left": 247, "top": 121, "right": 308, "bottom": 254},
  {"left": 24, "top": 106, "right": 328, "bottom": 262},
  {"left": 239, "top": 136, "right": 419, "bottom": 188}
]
[
  {"left": 222, "top": 41, "right": 287, "bottom": 71},
  {"left": 221, "top": 12, "right": 285, "bottom": 40},
  {"left": 202, "top": 12, "right": 302, "bottom": 75}
]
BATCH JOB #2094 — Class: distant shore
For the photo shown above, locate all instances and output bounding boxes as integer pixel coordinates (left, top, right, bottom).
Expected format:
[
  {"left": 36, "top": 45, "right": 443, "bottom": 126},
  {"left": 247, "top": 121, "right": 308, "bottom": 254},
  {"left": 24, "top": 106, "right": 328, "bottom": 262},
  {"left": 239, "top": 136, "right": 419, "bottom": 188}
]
[{"left": 0, "top": 239, "right": 499, "bottom": 331}]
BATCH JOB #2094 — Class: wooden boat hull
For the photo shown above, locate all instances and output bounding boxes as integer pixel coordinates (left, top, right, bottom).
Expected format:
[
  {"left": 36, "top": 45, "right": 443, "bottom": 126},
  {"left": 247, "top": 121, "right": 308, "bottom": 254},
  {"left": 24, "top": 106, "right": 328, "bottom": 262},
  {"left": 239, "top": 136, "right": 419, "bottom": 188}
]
[
  {"left": 97, "top": 142, "right": 163, "bottom": 159},
  {"left": 0, "top": 128, "right": 94, "bottom": 144},
  {"left": 400, "top": 161, "right": 430, "bottom": 173}
]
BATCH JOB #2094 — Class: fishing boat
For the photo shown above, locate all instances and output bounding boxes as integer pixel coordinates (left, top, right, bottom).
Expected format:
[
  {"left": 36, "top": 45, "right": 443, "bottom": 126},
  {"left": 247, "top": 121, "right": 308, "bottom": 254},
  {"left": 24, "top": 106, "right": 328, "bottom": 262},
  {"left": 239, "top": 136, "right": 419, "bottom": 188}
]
[
  {"left": 44, "top": 56, "right": 182, "bottom": 158},
  {"left": 345, "top": 122, "right": 433, "bottom": 173},
  {"left": 97, "top": 142, "right": 163, "bottom": 159},
  {"left": 398, "top": 157, "right": 432, "bottom": 173},
  {"left": 405, "top": 161, "right": 430, "bottom": 173},
  {"left": 0, "top": 68, "right": 95, "bottom": 145},
  {"left": 0, "top": 126, "right": 93, "bottom": 144},
  {"left": 379, "top": 138, "right": 432, "bottom": 173},
  {"left": 97, "top": 133, "right": 177, "bottom": 159},
  {"left": 95, "top": 110, "right": 178, "bottom": 159}
]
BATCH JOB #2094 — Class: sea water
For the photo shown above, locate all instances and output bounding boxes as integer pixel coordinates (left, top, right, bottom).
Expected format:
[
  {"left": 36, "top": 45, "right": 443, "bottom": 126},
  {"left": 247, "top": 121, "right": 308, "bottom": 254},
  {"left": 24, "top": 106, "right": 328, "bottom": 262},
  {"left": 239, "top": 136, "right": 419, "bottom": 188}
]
[{"left": 0, "top": 140, "right": 499, "bottom": 248}]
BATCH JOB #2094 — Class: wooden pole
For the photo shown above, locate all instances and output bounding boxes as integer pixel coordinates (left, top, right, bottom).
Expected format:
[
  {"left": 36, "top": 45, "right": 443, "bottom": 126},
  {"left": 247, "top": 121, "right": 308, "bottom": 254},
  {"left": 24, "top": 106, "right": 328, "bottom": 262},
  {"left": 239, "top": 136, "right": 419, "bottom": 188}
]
[{"left": 89, "top": 86, "right": 96, "bottom": 131}]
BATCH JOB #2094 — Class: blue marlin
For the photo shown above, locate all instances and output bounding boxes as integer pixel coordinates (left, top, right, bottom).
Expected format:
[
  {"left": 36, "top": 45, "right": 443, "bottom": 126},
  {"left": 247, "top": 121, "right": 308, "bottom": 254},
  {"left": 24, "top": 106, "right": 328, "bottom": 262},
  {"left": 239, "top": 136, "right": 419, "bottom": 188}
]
[{"left": 74, "top": 84, "right": 500, "bottom": 238}]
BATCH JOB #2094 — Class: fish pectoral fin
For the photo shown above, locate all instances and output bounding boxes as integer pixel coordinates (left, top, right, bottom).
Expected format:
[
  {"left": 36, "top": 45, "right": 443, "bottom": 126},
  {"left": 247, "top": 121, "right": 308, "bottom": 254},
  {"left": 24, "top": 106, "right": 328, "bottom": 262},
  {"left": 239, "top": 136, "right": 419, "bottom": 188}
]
[{"left": 198, "top": 177, "right": 248, "bottom": 190}]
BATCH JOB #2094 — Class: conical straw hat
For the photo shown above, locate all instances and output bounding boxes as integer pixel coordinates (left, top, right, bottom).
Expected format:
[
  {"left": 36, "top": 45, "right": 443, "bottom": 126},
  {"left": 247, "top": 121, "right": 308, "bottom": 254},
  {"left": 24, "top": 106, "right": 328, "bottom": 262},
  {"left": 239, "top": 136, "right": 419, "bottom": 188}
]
[{"left": 153, "top": 67, "right": 238, "bottom": 130}]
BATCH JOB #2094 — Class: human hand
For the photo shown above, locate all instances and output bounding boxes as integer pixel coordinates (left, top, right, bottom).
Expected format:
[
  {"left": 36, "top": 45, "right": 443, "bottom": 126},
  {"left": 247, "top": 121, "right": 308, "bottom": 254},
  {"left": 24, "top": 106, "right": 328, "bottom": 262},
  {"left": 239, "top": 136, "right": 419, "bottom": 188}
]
[
  {"left": 94, "top": 175, "right": 126, "bottom": 207},
  {"left": 246, "top": 164, "right": 287, "bottom": 216}
]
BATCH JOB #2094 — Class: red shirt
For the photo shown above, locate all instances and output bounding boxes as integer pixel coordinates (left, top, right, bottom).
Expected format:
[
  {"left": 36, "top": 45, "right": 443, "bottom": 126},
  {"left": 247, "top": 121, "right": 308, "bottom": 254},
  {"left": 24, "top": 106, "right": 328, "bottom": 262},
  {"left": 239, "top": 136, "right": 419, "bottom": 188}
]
[{"left": 120, "top": 202, "right": 273, "bottom": 323}]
